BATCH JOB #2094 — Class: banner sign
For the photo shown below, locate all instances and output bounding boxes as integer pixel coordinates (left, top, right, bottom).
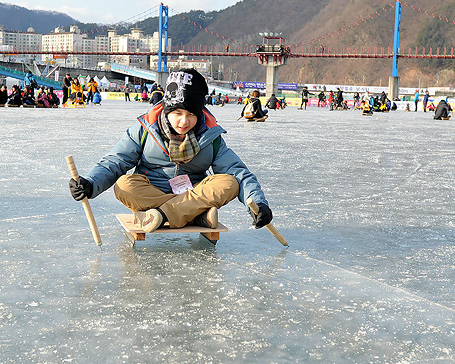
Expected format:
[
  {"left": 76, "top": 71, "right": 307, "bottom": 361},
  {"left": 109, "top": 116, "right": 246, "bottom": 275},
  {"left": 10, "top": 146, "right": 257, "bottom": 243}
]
[
  {"left": 233, "top": 81, "right": 298, "bottom": 90},
  {"left": 278, "top": 83, "right": 299, "bottom": 90},
  {"left": 304, "top": 83, "right": 432, "bottom": 95}
]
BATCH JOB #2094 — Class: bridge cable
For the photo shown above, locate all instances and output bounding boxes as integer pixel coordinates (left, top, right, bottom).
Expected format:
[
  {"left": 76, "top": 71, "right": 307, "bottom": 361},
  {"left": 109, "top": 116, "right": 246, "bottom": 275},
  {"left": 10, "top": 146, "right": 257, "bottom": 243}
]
[
  {"left": 288, "top": 3, "right": 396, "bottom": 49},
  {"left": 168, "top": 6, "right": 255, "bottom": 48}
]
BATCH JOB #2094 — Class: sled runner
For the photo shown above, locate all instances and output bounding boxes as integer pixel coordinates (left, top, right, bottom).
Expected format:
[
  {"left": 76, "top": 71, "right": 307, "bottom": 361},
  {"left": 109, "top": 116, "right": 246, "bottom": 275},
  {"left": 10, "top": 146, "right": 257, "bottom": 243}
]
[
  {"left": 63, "top": 100, "right": 85, "bottom": 108},
  {"left": 116, "top": 214, "right": 228, "bottom": 246}
]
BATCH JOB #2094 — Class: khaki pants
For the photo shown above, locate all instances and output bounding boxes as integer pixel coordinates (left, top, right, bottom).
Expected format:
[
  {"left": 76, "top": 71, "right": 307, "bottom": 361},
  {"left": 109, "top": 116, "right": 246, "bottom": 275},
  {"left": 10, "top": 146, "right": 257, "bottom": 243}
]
[{"left": 114, "top": 174, "right": 239, "bottom": 228}]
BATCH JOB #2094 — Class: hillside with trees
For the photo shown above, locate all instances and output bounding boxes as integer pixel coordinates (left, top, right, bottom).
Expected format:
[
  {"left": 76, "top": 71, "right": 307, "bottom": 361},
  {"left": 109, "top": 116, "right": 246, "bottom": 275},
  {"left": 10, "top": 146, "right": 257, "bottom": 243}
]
[
  {"left": 0, "top": 2, "right": 75, "bottom": 34},
  {"left": 174, "top": 0, "right": 455, "bottom": 87}
]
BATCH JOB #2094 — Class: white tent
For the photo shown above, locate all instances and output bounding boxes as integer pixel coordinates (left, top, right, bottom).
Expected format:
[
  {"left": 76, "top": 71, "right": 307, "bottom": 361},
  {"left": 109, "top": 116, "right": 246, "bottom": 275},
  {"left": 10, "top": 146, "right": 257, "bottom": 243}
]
[
  {"left": 100, "top": 76, "right": 110, "bottom": 88},
  {"left": 93, "top": 76, "right": 102, "bottom": 85}
]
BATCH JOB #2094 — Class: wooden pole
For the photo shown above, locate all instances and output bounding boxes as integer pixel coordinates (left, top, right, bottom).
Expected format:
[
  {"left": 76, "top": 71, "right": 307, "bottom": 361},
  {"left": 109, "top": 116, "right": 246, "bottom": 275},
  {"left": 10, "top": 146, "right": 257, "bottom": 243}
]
[
  {"left": 247, "top": 197, "right": 288, "bottom": 247},
  {"left": 66, "top": 155, "right": 102, "bottom": 247}
]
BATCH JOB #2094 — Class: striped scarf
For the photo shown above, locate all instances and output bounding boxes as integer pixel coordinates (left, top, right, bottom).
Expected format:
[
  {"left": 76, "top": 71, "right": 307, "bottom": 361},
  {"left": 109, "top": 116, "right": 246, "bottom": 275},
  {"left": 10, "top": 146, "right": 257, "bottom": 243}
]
[{"left": 158, "top": 111, "right": 200, "bottom": 163}]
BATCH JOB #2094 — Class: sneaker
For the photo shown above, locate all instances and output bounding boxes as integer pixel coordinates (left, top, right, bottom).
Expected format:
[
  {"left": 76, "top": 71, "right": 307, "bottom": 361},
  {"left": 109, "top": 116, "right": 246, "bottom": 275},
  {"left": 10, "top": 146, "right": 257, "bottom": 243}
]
[
  {"left": 133, "top": 208, "right": 163, "bottom": 233},
  {"left": 193, "top": 207, "right": 218, "bottom": 228}
]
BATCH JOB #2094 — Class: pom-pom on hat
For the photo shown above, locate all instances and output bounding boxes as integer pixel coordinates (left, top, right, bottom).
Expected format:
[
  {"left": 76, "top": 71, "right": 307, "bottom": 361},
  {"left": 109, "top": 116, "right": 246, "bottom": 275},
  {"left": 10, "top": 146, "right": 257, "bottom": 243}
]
[{"left": 162, "top": 68, "right": 208, "bottom": 120}]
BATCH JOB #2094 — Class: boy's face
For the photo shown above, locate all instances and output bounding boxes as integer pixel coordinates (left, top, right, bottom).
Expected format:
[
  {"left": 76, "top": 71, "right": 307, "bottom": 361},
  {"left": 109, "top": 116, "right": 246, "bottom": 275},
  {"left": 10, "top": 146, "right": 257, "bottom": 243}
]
[{"left": 167, "top": 108, "right": 198, "bottom": 135}]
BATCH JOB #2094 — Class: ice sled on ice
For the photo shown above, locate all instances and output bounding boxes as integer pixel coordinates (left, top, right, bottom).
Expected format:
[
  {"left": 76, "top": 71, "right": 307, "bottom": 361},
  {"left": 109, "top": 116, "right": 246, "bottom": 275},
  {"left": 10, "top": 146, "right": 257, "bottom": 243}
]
[{"left": 116, "top": 214, "right": 228, "bottom": 246}]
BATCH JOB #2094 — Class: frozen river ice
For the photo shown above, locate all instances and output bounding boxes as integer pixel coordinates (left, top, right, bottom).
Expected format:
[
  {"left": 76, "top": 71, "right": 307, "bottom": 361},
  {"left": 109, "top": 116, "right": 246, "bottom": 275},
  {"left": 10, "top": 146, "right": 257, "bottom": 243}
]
[{"left": 1, "top": 101, "right": 455, "bottom": 363}]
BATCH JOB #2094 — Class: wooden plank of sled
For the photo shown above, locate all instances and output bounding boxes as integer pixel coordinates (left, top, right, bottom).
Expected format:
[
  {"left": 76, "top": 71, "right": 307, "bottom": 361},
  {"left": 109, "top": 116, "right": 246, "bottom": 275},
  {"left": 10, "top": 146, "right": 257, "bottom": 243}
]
[
  {"left": 116, "top": 214, "right": 228, "bottom": 245},
  {"left": 63, "top": 102, "right": 85, "bottom": 108}
]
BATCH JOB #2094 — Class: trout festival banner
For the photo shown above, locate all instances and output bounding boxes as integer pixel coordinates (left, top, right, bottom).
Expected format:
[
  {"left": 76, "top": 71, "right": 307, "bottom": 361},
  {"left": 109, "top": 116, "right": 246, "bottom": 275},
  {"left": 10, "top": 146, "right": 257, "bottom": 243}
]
[{"left": 232, "top": 81, "right": 298, "bottom": 91}]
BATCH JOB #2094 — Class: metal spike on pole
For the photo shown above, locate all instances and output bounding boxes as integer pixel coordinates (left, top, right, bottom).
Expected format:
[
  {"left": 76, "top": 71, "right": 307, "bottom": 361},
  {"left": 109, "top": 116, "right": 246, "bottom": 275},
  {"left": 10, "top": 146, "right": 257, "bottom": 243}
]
[{"left": 247, "top": 198, "right": 288, "bottom": 247}]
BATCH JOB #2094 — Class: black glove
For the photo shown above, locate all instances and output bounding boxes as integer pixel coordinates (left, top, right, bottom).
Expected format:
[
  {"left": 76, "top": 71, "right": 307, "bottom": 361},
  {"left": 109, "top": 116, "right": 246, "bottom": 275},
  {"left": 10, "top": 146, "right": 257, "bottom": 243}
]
[
  {"left": 69, "top": 176, "right": 93, "bottom": 201},
  {"left": 250, "top": 203, "right": 273, "bottom": 229}
]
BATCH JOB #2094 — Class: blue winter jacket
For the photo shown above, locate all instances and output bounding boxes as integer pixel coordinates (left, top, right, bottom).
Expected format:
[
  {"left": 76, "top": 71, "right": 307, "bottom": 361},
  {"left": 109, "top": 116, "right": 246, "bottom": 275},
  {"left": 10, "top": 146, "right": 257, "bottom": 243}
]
[
  {"left": 24, "top": 72, "right": 35, "bottom": 86},
  {"left": 93, "top": 92, "right": 102, "bottom": 104},
  {"left": 84, "top": 103, "right": 268, "bottom": 207}
]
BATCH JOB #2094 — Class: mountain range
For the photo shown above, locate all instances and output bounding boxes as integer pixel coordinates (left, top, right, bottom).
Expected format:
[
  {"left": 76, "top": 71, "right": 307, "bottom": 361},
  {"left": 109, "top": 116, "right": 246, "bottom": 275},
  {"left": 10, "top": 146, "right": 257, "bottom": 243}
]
[
  {"left": 0, "top": 2, "right": 75, "bottom": 33},
  {"left": 1, "top": 0, "right": 455, "bottom": 87}
]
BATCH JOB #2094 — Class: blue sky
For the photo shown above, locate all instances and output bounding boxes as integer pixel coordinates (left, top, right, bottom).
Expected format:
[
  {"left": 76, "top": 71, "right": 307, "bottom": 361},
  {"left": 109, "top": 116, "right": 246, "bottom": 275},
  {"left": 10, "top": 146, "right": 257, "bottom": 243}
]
[{"left": 10, "top": 0, "right": 239, "bottom": 24}]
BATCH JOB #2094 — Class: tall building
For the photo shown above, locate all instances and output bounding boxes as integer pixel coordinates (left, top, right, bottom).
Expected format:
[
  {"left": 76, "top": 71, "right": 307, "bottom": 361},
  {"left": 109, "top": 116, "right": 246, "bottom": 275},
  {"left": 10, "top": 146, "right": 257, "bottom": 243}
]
[
  {"left": 41, "top": 26, "right": 88, "bottom": 68},
  {"left": 41, "top": 27, "right": 174, "bottom": 70},
  {"left": 1, "top": 24, "right": 211, "bottom": 75},
  {"left": 90, "top": 35, "right": 109, "bottom": 69},
  {"left": 107, "top": 29, "right": 172, "bottom": 69},
  {"left": 0, "top": 26, "right": 42, "bottom": 63}
]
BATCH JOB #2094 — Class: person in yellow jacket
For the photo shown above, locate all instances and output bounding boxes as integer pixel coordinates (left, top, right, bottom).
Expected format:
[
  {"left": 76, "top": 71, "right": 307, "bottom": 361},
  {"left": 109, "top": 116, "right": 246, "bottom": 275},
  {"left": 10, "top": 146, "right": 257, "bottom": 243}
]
[
  {"left": 86, "top": 77, "right": 98, "bottom": 104},
  {"left": 69, "top": 78, "right": 84, "bottom": 105}
]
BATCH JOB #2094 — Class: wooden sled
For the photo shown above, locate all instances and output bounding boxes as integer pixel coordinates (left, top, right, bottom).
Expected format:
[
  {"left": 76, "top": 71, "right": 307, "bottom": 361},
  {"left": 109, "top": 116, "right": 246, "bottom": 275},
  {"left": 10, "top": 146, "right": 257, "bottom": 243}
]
[
  {"left": 442, "top": 117, "right": 451, "bottom": 120},
  {"left": 362, "top": 112, "right": 373, "bottom": 116},
  {"left": 23, "top": 104, "right": 36, "bottom": 108},
  {"left": 7, "top": 104, "right": 21, "bottom": 107},
  {"left": 245, "top": 115, "right": 268, "bottom": 122},
  {"left": 63, "top": 100, "right": 86, "bottom": 108},
  {"left": 116, "top": 214, "right": 228, "bottom": 246}
]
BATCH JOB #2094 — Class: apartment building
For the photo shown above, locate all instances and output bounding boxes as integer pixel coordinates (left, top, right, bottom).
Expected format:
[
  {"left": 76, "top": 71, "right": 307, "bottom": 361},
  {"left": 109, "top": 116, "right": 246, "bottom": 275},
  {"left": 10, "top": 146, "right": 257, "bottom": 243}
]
[
  {"left": 107, "top": 29, "right": 171, "bottom": 69},
  {"left": 41, "top": 26, "right": 88, "bottom": 68},
  {"left": 0, "top": 26, "right": 42, "bottom": 62},
  {"left": 1, "top": 24, "right": 210, "bottom": 75}
]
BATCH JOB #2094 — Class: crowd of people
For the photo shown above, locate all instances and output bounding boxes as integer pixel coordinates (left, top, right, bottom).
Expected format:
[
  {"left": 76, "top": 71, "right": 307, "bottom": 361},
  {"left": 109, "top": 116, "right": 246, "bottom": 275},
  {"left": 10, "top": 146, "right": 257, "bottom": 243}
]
[
  {"left": 351, "top": 90, "right": 397, "bottom": 113},
  {"left": 0, "top": 72, "right": 105, "bottom": 108},
  {"left": 2, "top": 71, "right": 453, "bottom": 119},
  {"left": 293, "top": 86, "right": 453, "bottom": 118},
  {"left": 0, "top": 84, "right": 60, "bottom": 108},
  {"left": 132, "top": 82, "right": 165, "bottom": 105},
  {"left": 62, "top": 74, "right": 101, "bottom": 106},
  {"left": 205, "top": 89, "right": 230, "bottom": 106},
  {"left": 232, "top": 86, "right": 453, "bottom": 121}
]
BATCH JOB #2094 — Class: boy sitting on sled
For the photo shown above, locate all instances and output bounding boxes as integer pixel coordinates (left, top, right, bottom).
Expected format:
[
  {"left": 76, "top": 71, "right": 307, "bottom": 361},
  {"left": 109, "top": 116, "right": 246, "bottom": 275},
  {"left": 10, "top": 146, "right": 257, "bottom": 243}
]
[{"left": 69, "top": 69, "right": 273, "bottom": 233}]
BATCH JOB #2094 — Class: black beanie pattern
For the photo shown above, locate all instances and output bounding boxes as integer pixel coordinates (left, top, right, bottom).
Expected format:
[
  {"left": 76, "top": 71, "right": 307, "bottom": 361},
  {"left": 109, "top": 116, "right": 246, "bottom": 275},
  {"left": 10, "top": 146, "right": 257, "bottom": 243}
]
[{"left": 162, "top": 69, "right": 208, "bottom": 120}]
